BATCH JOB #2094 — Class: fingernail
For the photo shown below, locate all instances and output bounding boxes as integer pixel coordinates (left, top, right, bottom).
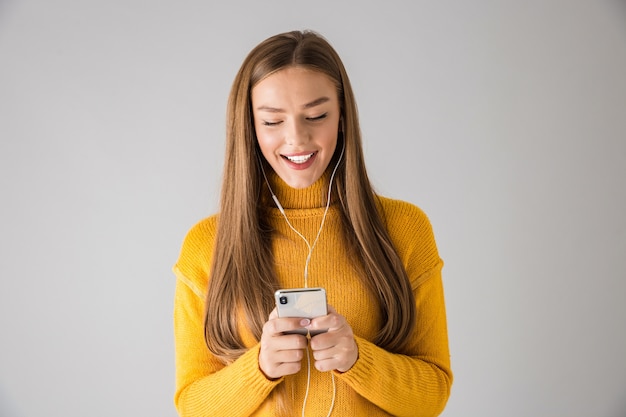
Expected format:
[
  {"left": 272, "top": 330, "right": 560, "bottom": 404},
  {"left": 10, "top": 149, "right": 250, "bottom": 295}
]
[{"left": 300, "top": 319, "right": 311, "bottom": 326}]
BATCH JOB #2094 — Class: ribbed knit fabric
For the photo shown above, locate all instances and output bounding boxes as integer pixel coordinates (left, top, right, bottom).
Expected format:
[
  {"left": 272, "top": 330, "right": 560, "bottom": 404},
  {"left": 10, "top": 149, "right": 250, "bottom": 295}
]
[{"left": 173, "top": 171, "right": 453, "bottom": 417}]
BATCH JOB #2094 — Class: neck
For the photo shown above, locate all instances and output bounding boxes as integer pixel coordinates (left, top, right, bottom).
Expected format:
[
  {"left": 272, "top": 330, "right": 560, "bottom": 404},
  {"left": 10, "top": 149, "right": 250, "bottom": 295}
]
[{"left": 263, "top": 169, "right": 333, "bottom": 210}]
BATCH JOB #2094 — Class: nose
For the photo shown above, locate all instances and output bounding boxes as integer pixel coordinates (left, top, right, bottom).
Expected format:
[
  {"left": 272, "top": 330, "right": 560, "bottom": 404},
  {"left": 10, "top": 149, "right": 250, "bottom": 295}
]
[{"left": 285, "top": 119, "right": 309, "bottom": 146}]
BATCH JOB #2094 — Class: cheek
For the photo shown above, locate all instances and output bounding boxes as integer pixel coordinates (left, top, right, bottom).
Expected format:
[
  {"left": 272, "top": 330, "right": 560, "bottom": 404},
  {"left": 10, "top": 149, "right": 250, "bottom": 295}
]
[
  {"left": 320, "top": 125, "right": 339, "bottom": 150},
  {"left": 256, "top": 133, "right": 288, "bottom": 168},
  {"left": 255, "top": 130, "right": 278, "bottom": 155}
]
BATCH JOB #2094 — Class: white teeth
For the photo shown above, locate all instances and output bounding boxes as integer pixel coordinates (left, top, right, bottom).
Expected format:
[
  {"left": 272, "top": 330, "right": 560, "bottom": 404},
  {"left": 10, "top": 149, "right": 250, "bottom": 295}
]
[{"left": 285, "top": 153, "right": 314, "bottom": 164}]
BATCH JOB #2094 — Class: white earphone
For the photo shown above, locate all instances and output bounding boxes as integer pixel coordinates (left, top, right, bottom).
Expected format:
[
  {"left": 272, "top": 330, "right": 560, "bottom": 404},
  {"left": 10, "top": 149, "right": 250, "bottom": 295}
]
[{"left": 260, "top": 137, "right": 345, "bottom": 416}]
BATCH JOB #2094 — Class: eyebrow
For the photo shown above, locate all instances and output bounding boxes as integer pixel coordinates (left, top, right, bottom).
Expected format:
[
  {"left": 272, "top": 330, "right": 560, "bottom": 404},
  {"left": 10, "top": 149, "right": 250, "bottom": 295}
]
[{"left": 256, "top": 96, "right": 331, "bottom": 112}]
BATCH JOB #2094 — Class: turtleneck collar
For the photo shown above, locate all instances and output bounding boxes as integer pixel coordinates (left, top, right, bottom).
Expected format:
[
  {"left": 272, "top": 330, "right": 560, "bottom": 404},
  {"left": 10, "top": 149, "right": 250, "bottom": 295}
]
[{"left": 262, "top": 168, "right": 334, "bottom": 210}]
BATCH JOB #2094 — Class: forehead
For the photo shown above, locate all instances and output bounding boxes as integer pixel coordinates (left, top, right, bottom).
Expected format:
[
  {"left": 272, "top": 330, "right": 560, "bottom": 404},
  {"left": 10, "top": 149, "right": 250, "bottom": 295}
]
[{"left": 251, "top": 67, "right": 338, "bottom": 107}]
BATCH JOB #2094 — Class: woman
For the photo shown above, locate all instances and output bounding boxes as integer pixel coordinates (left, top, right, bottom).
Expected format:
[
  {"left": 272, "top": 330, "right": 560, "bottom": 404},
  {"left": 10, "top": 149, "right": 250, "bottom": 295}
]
[{"left": 173, "top": 30, "right": 452, "bottom": 417}]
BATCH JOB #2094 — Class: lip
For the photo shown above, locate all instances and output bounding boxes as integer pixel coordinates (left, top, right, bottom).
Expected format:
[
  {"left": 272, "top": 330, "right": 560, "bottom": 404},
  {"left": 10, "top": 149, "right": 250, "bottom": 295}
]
[{"left": 281, "top": 151, "right": 318, "bottom": 170}]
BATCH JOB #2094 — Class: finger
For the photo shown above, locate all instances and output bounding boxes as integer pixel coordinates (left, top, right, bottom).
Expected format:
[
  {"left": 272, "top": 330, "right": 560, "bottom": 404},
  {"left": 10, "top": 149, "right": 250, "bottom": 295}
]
[
  {"left": 309, "top": 312, "right": 343, "bottom": 334},
  {"left": 273, "top": 361, "right": 302, "bottom": 377},
  {"left": 259, "top": 333, "right": 308, "bottom": 379},
  {"left": 276, "top": 348, "right": 305, "bottom": 363},
  {"left": 279, "top": 318, "right": 311, "bottom": 335},
  {"left": 265, "top": 317, "right": 311, "bottom": 336},
  {"left": 312, "top": 356, "right": 336, "bottom": 372},
  {"left": 312, "top": 338, "right": 358, "bottom": 373},
  {"left": 259, "top": 349, "right": 304, "bottom": 379},
  {"left": 278, "top": 333, "right": 309, "bottom": 350}
]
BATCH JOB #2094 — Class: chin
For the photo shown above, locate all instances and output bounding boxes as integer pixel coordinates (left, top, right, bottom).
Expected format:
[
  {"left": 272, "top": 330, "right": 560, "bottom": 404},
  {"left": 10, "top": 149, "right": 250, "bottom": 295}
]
[
  {"left": 286, "top": 180, "right": 315, "bottom": 189},
  {"left": 282, "top": 174, "right": 319, "bottom": 189}
]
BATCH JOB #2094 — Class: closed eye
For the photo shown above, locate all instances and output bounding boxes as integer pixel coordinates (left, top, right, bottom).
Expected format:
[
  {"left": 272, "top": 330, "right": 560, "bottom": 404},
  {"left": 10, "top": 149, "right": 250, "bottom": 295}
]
[
  {"left": 307, "top": 113, "right": 327, "bottom": 122},
  {"left": 262, "top": 120, "right": 282, "bottom": 126}
]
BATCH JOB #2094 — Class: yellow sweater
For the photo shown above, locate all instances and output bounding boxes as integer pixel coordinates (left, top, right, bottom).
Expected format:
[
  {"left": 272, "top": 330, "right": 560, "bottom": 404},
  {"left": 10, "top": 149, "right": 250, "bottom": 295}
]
[{"left": 173, "top": 173, "right": 452, "bottom": 417}]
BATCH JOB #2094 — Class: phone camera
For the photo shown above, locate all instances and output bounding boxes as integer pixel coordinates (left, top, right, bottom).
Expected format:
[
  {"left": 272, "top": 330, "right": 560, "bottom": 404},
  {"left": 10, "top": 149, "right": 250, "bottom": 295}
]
[{"left": 279, "top": 296, "right": 288, "bottom": 305}]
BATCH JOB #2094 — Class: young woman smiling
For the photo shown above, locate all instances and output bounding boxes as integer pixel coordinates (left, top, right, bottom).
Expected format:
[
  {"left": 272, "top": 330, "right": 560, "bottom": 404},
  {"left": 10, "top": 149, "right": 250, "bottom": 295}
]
[{"left": 173, "top": 30, "right": 453, "bottom": 417}]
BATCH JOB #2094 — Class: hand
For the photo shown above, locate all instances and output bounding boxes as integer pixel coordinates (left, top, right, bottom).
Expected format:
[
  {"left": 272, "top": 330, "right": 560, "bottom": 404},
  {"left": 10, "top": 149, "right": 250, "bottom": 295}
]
[
  {"left": 308, "top": 305, "right": 358, "bottom": 373},
  {"left": 259, "top": 308, "right": 310, "bottom": 379}
]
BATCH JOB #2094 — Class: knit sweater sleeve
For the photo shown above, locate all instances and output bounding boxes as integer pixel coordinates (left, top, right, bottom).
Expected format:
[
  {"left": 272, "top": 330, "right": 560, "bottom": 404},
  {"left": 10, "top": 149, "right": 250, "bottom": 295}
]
[
  {"left": 335, "top": 199, "right": 453, "bottom": 417},
  {"left": 172, "top": 218, "right": 280, "bottom": 417}
]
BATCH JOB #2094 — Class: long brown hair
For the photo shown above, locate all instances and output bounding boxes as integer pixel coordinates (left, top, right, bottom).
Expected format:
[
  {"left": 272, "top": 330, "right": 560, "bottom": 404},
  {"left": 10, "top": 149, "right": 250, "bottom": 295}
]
[{"left": 205, "top": 30, "right": 416, "bottom": 362}]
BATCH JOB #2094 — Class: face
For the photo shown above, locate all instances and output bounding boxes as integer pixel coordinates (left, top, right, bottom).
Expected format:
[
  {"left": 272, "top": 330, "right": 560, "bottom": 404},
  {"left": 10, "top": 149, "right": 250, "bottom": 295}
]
[{"left": 252, "top": 66, "right": 341, "bottom": 189}]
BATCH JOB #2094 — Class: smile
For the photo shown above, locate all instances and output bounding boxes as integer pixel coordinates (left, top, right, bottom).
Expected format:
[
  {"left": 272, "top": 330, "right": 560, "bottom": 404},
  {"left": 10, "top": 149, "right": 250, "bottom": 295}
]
[{"left": 283, "top": 152, "right": 316, "bottom": 164}]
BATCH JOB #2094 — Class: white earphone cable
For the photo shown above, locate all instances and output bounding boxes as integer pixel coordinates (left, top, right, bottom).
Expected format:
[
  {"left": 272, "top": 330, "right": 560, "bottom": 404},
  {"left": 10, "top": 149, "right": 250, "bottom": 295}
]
[
  {"left": 261, "top": 140, "right": 344, "bottom": 287},
  {"left": 260, "top": 140, "right": 344, "bottom": 417}
]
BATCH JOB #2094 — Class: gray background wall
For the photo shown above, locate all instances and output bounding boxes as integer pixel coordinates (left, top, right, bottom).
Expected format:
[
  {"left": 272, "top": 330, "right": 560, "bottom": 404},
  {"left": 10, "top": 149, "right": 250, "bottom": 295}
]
[{"left": 1, "top": 1, "right": 625, "bottom": 416}]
